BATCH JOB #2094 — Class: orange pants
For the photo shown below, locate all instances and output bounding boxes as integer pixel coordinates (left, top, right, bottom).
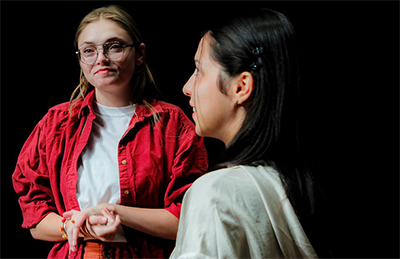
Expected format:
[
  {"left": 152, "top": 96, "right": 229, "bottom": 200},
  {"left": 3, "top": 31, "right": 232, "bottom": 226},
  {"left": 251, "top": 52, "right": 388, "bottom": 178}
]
[{"left": 83, "top": 241, "right": 134, "bottom": 259}]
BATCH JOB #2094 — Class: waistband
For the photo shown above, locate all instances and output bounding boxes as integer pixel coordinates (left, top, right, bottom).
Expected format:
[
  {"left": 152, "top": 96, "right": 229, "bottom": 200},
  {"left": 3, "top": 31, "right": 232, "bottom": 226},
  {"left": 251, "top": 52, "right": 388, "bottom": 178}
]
[{"left": 83, "top": 240, "right": 134, "bottom": 259}]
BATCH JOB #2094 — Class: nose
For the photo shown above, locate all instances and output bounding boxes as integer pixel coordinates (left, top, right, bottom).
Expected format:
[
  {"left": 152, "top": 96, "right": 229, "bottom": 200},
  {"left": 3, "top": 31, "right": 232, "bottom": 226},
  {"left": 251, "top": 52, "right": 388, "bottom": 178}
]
[
  {"left": 96, "top": 48, "right": 110, "bottom": 64},
  {"left": 182, "top": 72, "right": 195, "bottom": 97}
]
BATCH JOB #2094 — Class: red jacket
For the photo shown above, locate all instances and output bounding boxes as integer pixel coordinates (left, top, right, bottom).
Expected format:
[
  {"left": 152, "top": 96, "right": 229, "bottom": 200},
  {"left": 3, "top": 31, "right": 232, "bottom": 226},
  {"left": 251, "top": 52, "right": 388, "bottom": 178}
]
[{"left": 12, "top": 90, "right": 208, "bottom": 258}]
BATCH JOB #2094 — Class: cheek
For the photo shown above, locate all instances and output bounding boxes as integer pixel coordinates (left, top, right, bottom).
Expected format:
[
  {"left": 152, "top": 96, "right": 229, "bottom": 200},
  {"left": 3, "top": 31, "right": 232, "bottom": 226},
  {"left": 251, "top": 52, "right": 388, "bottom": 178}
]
[
  {"left": 119, "top": 59, "right": 136, "bottom": 77},
  {"left": 125, "top": 52, "right": 138, "bottom": 71},
  {"left": 80, "top": 63, "right": 93, "bottom": 77},
  {"left": 196, "top": 107, "right": 224, "bottom": 138},
  {"left": 196, "top": 94, "right": 224, "bottom": 130}
]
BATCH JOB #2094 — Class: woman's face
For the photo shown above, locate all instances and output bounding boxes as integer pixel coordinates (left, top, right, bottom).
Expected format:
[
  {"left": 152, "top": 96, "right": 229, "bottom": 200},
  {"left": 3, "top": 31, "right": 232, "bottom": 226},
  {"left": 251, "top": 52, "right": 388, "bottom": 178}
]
[
  {"left": 183, "top": 35, "right": 238, "bottom": 145},
  {"left": 77, "top": 18, "right": 143, "bottom": 105}
]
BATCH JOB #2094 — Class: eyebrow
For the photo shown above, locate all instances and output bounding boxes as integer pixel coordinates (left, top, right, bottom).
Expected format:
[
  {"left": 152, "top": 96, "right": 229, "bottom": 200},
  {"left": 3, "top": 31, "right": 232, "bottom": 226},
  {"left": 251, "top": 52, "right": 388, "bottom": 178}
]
[{"left": 79, "top": 37, "right": 128, "bottom": 47}]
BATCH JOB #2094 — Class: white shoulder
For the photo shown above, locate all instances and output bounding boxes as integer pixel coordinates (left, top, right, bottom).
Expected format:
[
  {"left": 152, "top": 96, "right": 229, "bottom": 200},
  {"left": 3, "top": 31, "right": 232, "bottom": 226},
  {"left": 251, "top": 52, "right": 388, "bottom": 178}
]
[{"left": 189, "top": 165, "right": 282, "bottom": 195}]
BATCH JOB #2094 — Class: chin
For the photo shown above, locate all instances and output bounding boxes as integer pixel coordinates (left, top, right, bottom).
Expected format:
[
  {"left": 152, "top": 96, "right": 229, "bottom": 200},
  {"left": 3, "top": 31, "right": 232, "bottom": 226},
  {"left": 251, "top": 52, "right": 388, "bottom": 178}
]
[{"left": 194, "top": 127, "right": 204, "bottom": 137}]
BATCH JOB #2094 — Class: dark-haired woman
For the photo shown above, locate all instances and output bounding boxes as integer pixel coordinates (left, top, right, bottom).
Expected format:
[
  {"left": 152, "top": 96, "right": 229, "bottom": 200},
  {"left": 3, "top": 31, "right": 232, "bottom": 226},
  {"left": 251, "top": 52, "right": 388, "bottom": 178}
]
[{"left": 170, "top": 8, "right": 317, "bottom": 258}]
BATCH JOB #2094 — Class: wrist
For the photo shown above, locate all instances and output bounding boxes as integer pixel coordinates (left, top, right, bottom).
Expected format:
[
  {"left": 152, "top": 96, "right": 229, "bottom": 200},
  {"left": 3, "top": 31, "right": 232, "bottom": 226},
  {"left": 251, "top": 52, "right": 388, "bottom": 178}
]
[
  {"left": 110, "top": 204, "right": 118, "bottom": 214},
  {"left": 60, "top": 217, "right": 69, "bottom": 240}
]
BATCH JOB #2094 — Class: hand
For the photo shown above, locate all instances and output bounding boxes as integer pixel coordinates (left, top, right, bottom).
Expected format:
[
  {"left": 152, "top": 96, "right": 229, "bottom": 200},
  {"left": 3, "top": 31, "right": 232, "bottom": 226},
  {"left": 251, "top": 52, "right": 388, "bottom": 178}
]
[
  {"left": 79, "top": 203, "right": 119, "bottom": 242},
  {"left": 87, "top": 207, "right": 121, "bottom": 241},
  {"left": 63, "top": 207, "right": 120, "bottom": 253}
]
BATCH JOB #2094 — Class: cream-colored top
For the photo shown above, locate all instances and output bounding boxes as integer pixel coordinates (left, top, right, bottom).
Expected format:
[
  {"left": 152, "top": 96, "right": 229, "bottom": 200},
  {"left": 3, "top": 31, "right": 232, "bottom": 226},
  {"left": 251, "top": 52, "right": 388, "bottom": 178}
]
[{"left": 171, "top": 165, "right": 317, "bottom": 259}]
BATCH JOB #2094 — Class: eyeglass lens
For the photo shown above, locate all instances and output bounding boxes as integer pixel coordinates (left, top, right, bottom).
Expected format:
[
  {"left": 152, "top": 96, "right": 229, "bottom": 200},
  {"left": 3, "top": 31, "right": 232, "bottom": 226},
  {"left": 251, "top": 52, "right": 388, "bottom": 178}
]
[{"left": 79, "top": 42, "right": 125, "bottom": 64}]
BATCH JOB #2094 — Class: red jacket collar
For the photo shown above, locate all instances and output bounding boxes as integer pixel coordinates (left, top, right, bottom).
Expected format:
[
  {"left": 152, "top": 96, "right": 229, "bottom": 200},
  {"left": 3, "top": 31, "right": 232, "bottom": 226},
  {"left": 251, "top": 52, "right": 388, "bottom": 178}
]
[
  {"left": 77, "top": 89, "right": 95, "bottom": 119},
  {"left": 76, "top": 89, "right": 164, "bottom": 120}
]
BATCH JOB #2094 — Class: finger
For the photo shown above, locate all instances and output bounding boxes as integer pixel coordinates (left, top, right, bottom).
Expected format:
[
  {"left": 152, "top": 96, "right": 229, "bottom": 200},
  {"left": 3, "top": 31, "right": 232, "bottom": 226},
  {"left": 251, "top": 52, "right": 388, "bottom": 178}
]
[
  {"left": 105, "top": 215, "right": 120, "bottom": 237},
  {"left": 88, "top": 215, "right": 108, "bottom": 225},
  {"left": 63, "top": 209, "right": 77, "bottom": 219},
  {"left": 66, "top": 220, "right": 76, "bottom": 252},
  {"left": 113, "top": 215, "right": 121, "bottom": 226},
  {"left": 65, "top": 217, "right": 77, "bottom": 252},
  {"left": 69, "top": 222, "right": 79, "bottom": 252},
  {"left": 100, "top": 207, "right": 116, "bottom": 224},
  {"left": 64, "top": 210, "right": 89, "bottom": 228},
  {"left": 91, "top": 215, "right": 121, "bottom": 241},
  {"left": 73, "top": 212, "right": 89, "bottom": 228},
  {"left": 70, "top": 214, "right": 85, "bottom": 249},
  {"left": 101, "top": 207, "right": 114, "bottom": 217},
  {"left": 105, "top": 214, "right": 120, "bottom": 230},
  {"left": 66, "top": 211, "right": 88, "bottom": 252}
]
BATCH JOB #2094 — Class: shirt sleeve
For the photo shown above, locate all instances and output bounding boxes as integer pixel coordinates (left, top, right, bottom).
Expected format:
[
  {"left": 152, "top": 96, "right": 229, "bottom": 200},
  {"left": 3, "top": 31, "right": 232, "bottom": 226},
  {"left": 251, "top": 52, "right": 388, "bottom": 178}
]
[
  {"left": 164, "top": 113, "right": 208, "bottom": 219},
  {"left": 170, "top": 171, "right": 251, "bottom": 259},
  {"left": 12, "top": 115, "right": 57, "bottom": 229}
]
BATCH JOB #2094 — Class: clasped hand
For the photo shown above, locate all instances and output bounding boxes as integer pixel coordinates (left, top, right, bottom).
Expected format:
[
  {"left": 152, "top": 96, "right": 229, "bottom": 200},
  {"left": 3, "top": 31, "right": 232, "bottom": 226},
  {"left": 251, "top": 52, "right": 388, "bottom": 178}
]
[{"left": 63, "top": 204, "right": 120, "bottom": 253}]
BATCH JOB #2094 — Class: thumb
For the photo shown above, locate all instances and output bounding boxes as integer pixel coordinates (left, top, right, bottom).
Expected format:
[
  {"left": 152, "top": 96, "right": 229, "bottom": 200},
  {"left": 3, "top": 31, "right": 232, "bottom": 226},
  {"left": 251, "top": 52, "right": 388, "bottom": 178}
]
[{"left": 63, "top": 210, "right": 75, "bottom": 218}]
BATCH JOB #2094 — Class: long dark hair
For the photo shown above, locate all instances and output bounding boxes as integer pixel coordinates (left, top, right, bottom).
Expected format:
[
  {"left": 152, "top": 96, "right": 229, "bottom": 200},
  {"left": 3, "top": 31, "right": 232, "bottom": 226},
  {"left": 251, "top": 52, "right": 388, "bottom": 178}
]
[{"left": 207, "top": 8, "right": 315, "bottom": 226}]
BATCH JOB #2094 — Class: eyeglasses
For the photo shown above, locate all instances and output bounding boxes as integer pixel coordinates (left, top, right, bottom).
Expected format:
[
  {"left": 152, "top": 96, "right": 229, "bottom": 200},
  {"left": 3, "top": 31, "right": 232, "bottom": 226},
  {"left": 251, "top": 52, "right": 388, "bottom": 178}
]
[{"left": 76, "top": 41, "right": 135, "bottom": 65}]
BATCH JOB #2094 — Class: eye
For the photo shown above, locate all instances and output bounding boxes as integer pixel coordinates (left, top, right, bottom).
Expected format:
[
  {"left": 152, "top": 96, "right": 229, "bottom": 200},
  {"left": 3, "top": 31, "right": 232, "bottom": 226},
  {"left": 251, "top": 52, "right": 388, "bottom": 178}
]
[
  {"left": 108, "top": 42, "right": 123, "bottom": 52},
  {"left": 82, "top": 46, "right": 96, "bottom": 56}
]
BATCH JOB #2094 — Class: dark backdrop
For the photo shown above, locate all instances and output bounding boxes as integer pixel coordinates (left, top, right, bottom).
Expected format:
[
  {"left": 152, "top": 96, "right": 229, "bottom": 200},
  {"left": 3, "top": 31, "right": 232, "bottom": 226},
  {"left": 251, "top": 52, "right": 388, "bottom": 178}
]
[{"left": 1, "top": 1, "right": 398, "bottom": 258}]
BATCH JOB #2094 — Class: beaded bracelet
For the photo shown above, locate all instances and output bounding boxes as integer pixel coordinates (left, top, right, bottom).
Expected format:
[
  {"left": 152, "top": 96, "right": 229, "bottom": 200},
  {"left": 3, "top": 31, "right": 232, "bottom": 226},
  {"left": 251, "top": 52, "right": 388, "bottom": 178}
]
[{"left": 60, "top": 217, "right": 69, "bottom": 240}]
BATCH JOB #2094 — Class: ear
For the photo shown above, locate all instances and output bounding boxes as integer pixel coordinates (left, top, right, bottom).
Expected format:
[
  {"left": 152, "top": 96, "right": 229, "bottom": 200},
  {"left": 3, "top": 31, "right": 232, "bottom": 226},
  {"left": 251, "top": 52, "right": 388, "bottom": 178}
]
[
  {"left": 232, "top": 71, "right": 254, "bottom": 106},
  {"left": 135, "top": 43, "right": 146, "bottom": 66}
]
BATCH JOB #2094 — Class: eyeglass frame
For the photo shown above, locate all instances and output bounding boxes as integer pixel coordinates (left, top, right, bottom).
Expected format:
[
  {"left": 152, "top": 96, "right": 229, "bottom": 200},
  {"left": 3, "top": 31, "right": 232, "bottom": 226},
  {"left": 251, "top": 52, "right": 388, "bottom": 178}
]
[{"left": 75, "top": 41, "right": 135, "bottom": 65}]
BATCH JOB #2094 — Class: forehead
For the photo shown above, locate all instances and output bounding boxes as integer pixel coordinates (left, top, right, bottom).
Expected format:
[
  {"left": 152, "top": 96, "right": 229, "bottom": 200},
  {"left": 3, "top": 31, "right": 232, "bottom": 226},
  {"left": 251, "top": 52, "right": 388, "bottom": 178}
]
[
  {"left": 78, "top": 18, "right": 130, "bottom": 45},
  {"left": 195, "top": 34, "right": 214, "bottom": 66}
]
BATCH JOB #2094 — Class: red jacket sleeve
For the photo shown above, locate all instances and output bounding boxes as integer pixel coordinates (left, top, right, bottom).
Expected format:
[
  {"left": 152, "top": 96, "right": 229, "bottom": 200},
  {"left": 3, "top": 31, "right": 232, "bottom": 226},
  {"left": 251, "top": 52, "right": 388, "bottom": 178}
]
[
  {"left": 164, "top": 112, "right": 208, "bottom": 219},
  {"left": 12, "top": 115, "right": 57, "bottom": 229}
]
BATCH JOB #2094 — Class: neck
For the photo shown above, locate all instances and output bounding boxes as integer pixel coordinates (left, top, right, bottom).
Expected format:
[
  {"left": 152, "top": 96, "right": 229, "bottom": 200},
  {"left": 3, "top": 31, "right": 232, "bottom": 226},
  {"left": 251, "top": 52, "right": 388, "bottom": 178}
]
[
  {"left": 95, "top": 89, "right": 131, "bottom": 107},
  {"left": 220, "top": 107, "right": 246, "bottom": 147}
]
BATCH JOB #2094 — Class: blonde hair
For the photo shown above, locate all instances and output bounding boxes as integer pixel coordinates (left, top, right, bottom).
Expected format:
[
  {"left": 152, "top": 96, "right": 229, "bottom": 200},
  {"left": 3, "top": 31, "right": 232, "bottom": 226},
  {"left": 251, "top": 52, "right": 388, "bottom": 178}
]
[{"left": 69, "top": 5, "right": 160, "bottom": 118}]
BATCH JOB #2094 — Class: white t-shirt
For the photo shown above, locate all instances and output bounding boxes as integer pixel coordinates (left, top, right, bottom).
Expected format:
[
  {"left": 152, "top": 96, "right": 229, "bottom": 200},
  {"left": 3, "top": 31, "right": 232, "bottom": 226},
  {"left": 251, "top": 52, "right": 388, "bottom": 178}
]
[
  {"left": 170, "top": 165, "right": 317, "bottom": 259},
  {"left": 76, "top": 102, "right": 136, "bottom": 241}
]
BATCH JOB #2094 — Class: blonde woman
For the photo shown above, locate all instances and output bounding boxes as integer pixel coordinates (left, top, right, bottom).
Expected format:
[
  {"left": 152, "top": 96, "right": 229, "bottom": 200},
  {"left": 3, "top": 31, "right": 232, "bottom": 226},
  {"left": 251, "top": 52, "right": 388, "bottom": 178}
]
[{"left": 12, "top": 5, "right": 207, "bottom": 259}]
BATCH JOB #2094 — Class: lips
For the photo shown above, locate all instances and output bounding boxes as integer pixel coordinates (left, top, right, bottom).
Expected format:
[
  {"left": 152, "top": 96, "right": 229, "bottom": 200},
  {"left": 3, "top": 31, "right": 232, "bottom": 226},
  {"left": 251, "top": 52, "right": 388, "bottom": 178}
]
[
  {"left": 95, "top": 68, "right": 115, "bottom": 74},
  {"left": 190, "top": 104, "right": 196, "bottom": 119},
  {"left": 189, "top": 103, "right": 196, "bottom": 113}
]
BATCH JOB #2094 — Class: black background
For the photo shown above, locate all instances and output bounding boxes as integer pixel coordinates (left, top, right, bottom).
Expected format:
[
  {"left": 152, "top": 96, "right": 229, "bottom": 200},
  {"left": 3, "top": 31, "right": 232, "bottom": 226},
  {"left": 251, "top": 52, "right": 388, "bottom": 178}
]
[{"left": 1, "top": 1, "right": 399, "bottom": 258}]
